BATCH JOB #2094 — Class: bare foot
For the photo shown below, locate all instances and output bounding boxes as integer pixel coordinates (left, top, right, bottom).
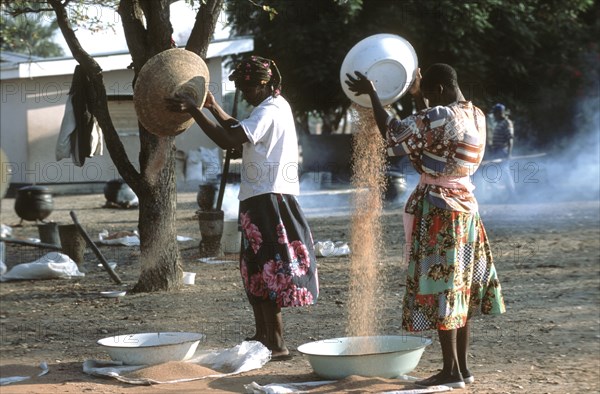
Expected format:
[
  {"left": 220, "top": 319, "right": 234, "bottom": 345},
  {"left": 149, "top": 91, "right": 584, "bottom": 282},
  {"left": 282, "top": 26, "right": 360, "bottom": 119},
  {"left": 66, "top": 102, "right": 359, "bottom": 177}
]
[
  {"left": 270, "top": 346, "right": 289, "bottom": 357},
  {"left": 269, "top": 347, "right": 292, "bottom": 361}
]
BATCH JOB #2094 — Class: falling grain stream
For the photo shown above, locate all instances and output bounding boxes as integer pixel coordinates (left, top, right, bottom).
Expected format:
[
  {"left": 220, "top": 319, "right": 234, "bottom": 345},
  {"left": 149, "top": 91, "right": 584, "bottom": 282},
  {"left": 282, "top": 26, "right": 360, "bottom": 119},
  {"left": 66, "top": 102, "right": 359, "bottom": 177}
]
[{"left": 345, "top": 105, "right": 388, "bottom": 353}]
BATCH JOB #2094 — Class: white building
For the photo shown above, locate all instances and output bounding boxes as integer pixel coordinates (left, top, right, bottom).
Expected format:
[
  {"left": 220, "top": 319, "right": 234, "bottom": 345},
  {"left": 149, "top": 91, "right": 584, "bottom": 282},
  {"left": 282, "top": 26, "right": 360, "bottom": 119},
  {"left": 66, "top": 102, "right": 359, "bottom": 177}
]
[{"left": 0, "top": 37, "right": 252, "bottom": 195}]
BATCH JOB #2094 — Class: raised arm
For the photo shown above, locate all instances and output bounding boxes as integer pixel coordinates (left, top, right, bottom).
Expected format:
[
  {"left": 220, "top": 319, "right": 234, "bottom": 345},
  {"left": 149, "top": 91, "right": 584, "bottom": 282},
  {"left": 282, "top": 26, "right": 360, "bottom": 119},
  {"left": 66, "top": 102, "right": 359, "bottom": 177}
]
[
  {"left": 344, "top": 71, "right": 390, "bottom": 140},
  {"left": 165, "top": 91, "right": 248, "bottom": 149},
  {"left": 203, "top": 91, "right": 238, "bottom": 129}
]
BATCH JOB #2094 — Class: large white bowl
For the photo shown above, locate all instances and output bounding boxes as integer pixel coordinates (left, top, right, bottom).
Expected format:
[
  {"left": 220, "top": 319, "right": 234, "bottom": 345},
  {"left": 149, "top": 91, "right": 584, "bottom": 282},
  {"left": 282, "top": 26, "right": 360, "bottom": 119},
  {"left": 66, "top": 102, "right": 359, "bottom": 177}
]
[
  {"left": 97, "top": 332, "right": 205, "bottom": 365},
  {"left": 340, "top": 34, "right": 418, "bottom": 107},
  {"left": 298, "top": 335, "right": 431, "bottom": 379}
]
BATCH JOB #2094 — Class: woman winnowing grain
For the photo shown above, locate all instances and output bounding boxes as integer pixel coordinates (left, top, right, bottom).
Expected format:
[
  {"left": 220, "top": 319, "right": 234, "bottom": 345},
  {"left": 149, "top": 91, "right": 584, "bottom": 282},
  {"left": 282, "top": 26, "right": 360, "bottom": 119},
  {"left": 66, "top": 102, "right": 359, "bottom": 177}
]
[
  {"left": 166, "top": 56, "right": 318, "bottom": 361},
  {"left": 345, "top": 63, "right": 505, "bottom": 388}
]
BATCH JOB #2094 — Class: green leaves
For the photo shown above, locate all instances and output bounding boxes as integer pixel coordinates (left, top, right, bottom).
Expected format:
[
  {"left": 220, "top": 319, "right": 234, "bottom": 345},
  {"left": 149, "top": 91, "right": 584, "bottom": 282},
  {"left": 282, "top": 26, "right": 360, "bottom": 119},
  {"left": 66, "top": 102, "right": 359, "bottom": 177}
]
[
  {"left": 226, "top": 0, "right": 597, "bottom": 138},
  {"left": 262, "top": 4, "right": 277, "bottom": 20},
  {"left": 0, "top": 1, "right": 64, "bottom": 57},
  {"left": 245, "top": 0, "right": 278, "bottom": 20}
]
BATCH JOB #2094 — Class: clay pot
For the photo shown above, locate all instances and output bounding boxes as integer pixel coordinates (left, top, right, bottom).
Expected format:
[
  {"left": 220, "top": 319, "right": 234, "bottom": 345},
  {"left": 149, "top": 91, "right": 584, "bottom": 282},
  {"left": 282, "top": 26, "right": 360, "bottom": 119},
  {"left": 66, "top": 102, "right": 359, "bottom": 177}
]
[
  {"left": 37, "top": 222, "right": 61, "bottom": 247},
  {"left": 197, "top": 183, "right": 217, "bottom": 211},
  {"left": 58, "top": 224, "right": 86, "bottom": 267},
  {"left": 198, "top": 209, "right": 224, "bottom": 257},
  {"left": 14, "top": 185, "right": 54, "bottom": 222}
]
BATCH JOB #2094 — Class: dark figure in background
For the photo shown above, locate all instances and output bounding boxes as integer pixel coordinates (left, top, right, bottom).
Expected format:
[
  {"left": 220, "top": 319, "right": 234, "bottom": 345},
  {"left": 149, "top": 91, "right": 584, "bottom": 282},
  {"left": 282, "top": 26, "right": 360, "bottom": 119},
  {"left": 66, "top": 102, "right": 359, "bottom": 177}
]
[
  {"left": 345, "top": 64, "right": 505, "bottom": 389},
  {"left": 166, "top": 56, "right": 319, "bottom": 360},
  {"left": 490, "top": 103, "right": 514, "bottom": 159},
  {"left": 488, "top": 103, "right": 517, "bottom": 200}
]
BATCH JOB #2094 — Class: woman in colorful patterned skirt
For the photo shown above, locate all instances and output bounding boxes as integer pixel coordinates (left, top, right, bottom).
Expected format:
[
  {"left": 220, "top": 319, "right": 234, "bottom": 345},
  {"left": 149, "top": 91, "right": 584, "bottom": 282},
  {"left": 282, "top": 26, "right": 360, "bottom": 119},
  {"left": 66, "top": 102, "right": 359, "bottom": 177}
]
[
  {"left": 167, "top": 56, "right": 318, "bottom": 360},
  {"left": 345, "top": 64, "right": 505, "bottom": 388}
]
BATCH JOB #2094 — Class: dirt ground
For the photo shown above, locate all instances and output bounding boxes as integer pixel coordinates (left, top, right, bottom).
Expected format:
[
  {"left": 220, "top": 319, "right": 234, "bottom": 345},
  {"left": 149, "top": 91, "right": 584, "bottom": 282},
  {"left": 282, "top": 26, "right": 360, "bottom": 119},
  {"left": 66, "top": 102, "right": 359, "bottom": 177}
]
[{"left": 0, "top": 190, "right": 599, "bottom": 393}]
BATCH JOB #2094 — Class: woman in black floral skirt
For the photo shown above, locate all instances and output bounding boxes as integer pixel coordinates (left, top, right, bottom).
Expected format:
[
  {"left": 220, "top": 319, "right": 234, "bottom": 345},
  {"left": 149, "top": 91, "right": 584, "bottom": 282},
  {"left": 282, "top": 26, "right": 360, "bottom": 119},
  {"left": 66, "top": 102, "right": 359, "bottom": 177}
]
[{"left": 167, "top": 56, "right": 318, "bottom": 360}]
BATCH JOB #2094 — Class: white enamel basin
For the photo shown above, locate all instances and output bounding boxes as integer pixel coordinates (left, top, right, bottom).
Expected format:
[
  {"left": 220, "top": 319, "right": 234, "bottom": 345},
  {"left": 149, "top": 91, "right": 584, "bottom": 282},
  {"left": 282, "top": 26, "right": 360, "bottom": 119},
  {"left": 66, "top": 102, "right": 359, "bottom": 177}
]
[
  {"left": 97, "top": 332, "right": 205, "bottom": 365},
  {"left": 298, "top": 335, "right": 431, "bottom": 379}
]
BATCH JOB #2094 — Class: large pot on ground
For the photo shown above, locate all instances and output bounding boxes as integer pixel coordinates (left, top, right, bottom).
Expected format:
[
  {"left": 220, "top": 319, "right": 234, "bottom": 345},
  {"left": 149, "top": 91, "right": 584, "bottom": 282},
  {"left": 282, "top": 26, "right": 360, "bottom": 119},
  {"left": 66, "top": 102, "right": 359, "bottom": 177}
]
[
  {"left": 198, "top": 209, "right": 224, "bottom": 257},
  {"left": 14, "top": 185, "right": 54, "bottom": 222}
]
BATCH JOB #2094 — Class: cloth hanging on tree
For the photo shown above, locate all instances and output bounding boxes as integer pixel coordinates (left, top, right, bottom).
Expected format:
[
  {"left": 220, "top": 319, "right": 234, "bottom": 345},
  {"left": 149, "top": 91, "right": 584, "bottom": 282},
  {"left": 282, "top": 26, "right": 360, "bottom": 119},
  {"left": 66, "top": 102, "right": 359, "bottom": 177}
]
[{"left": 56, "top": 65, "right": 103, "bottom": 166}]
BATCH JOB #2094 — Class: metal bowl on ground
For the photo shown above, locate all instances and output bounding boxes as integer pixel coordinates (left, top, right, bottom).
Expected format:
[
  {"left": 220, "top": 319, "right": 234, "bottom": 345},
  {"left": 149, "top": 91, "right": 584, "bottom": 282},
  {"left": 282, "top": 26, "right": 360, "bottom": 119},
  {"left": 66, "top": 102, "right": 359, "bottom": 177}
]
[
  {"left": 97, "top": 332, "right": 205, "bottom": 365},
  {"left": 297, "top": 335, "right": 432, "bottom": 379}
]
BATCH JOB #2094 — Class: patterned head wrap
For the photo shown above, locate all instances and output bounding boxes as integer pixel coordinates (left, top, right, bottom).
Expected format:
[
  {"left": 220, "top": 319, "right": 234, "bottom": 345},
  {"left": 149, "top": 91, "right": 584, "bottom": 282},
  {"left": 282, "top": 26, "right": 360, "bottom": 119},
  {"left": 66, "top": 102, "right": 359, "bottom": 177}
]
[{"left": 228, "top": 56, "right": 282, "bottom": 96}]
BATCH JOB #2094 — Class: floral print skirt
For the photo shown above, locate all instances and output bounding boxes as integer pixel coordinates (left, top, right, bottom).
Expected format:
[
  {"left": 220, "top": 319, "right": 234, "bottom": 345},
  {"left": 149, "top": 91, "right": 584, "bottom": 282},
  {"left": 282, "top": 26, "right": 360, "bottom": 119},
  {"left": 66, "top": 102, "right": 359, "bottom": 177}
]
[
  {"left": 239, "top": 193, "right": 319, "bottom": 308},
  {"left": 402, "top": 198, "right": 505, "bottom": 331}
]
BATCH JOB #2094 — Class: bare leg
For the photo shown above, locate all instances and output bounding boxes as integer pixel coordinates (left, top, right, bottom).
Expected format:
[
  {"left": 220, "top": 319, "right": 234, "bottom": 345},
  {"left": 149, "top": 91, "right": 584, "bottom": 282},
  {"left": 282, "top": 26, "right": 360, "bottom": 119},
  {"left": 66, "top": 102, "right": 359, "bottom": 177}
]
[
  {"left": 457, "top": 320, "right": 474, "bottom": 382},
  {"left": 417, "top": 329, "right": 464, "bottom": 388},
  {"left": 438, "top": 328, "right": 461, "bottom": 377},
  {"left": 262, "top": 301, "right": 289, "bottom": 358},
  {"left": 245, "top": 303, "right": 267, "bottom": 343}
]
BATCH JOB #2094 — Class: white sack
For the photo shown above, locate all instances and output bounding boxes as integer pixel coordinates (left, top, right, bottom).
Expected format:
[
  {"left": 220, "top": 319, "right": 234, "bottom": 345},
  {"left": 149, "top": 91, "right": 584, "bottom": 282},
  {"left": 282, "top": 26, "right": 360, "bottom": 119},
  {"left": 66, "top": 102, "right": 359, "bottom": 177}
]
[
  {"left": 185, "top": 149, "right": 204, "bottom": 182},
  {"left": 0, "top": 253, "right": 85, "bottom": 282}
]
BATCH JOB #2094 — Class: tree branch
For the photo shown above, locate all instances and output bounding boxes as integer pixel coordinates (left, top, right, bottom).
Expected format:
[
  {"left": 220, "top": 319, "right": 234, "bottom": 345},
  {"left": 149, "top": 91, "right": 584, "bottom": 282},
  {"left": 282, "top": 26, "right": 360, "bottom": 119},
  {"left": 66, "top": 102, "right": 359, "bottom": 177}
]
[
  {"left": 48, "top": 0, "right": 140, "bottom": 188},
  {"left": 143, "top": 0, "right": 173, "bottom": 56},
  {"left": 4, "top": 0, "right": 73, "bottom": 16},
  {"left": 186, "top": 0, "right": 224, "bottom": 58},
  {"left": 7, "top": 7, "right": 54, "bottom": 17},
  {"left": 117, "top": 0, "right": 148, "bottom": 73},
  {"left": 120, "top": 0, "right": 176, "bottom": 195}
]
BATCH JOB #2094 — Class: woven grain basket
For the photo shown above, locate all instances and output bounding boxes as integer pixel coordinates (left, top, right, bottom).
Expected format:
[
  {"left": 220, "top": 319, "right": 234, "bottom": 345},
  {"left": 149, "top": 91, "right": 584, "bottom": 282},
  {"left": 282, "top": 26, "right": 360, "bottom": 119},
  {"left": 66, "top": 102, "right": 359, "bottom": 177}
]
[{"left": 133, "top": 48, "right": 210, "bottom": 136}]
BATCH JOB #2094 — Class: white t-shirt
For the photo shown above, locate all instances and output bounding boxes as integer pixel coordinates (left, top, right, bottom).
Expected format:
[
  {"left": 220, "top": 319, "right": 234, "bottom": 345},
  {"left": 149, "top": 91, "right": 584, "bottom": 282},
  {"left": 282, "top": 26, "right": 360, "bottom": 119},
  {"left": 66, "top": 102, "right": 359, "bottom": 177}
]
[{"left": 237, "top": 95, "right": 300, "bottom": 201}]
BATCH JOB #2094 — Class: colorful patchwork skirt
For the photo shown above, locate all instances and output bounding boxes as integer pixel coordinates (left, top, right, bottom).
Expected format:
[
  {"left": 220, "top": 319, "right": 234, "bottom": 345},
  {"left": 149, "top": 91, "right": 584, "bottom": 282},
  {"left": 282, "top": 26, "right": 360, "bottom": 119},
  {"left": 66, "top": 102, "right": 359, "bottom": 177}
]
[
  {"left": 402, "top": 198, "right": 505, "bottom": 331},
  {"left": 239, "top": 193, "right": 319, "bottom": 308}
]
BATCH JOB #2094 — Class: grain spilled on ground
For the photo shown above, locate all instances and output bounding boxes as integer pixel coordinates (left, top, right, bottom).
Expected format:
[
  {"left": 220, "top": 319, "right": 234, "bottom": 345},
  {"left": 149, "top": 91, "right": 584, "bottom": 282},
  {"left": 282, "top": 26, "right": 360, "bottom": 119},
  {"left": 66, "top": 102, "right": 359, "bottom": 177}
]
[
  {"left": 124, "top": 361, "right": 221, "bottom": 381},
  {"left": 346, "top": 104, "right": 387, "bottom": 345}
]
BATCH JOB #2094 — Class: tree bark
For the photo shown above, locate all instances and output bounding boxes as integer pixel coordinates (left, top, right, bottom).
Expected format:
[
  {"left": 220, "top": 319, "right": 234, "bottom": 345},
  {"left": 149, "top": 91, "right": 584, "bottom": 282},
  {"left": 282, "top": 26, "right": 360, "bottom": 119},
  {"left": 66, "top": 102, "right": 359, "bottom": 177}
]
[
  {"left": 122, "top": 0, "right": 182, "bottom": 293},
  {"left": 132, "top": 137, "right": 181, "bottom": 292},
  {"left": 117, "top": 0, "right": 148, "bottom": 73}
]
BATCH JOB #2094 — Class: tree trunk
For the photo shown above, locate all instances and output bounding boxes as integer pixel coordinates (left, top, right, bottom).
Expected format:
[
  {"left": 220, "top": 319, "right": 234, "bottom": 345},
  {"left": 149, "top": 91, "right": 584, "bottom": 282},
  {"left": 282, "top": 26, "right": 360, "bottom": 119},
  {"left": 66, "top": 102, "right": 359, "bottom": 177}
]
[
  {"left": 132, "top": 137, "right": 182, "bottom": 292},
  {"left": 50, "top": 0, "right": 223, "bottom": 293},
  {"left": 118, "top": 0, "right": 184, "bottom": 293}
]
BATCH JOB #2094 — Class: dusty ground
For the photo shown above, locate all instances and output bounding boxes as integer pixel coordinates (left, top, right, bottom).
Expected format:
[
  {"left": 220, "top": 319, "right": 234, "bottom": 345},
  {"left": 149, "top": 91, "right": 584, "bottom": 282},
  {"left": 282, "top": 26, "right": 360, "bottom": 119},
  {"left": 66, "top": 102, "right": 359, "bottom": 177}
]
[{"left": 0, "top": 189, "right": 599, "bottom": 393}]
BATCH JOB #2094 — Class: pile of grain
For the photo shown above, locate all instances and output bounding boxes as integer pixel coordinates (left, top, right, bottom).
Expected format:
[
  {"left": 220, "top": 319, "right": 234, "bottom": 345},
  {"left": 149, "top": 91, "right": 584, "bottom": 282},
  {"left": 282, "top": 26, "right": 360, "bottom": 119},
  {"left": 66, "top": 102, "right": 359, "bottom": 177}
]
[
  {"left": 124, "top": 361, "right": 221, "bottom": 381},
  {"left": 346, "top": 105, "right": 387, "bottom": 343}
]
